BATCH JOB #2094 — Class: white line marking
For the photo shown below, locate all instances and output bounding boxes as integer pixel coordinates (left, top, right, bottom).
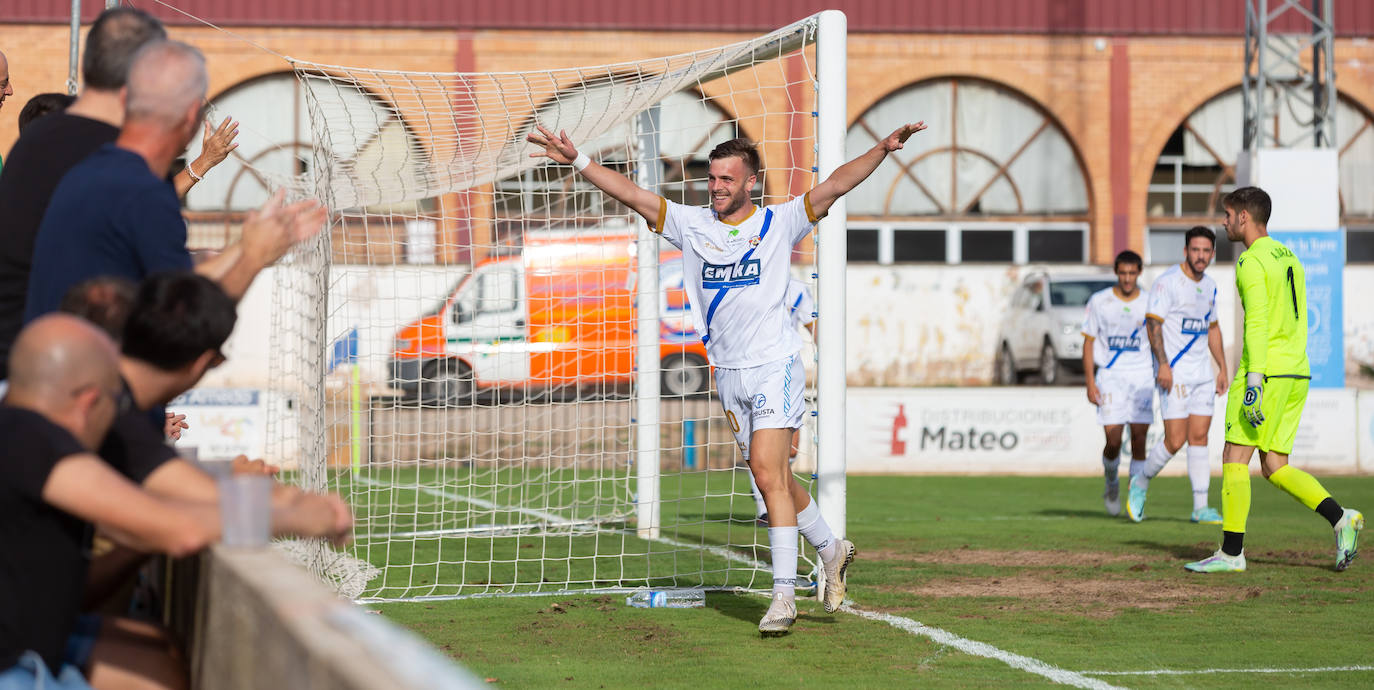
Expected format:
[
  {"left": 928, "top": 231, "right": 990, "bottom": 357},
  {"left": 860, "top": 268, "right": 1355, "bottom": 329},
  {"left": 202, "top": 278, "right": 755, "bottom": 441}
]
[
  {"left": 354, "top": 475, "right": 770, "bottom": 572},
  {"left": 840, "top": 605, "right": 1126, "bottom": 690},
  {"left": 1081, "top": 665, "right": 1374, "bottom": 676},
  {"left": 359, "top": 474, "right": 1112, "bottom": 689}
]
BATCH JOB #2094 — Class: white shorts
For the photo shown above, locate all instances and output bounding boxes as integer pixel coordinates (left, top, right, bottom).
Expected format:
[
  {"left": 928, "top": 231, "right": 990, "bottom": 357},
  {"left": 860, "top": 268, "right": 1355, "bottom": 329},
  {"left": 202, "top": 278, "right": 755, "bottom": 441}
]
[
  {"left": 1158, "top": 379, "right": 1216, "bottom": 420},
  {"left": 1095, "top": 368, "right": 1153, "bottom": 426},
  {"left": 714, "top": 354, "right": 806, "bottom": 462}
]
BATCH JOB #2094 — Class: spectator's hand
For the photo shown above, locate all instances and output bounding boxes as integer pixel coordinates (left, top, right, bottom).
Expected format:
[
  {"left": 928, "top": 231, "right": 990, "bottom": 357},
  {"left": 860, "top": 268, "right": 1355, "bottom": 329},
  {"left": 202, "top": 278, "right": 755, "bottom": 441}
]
[
  {"left": 230, "top": 454, "right": 280, "bottom": 476},
  {"left": 1156, "top": 365, "right": 1173, "bottom": 393},
  {"left": 277, "top": 491, "right": 353, "bottom": 547},
  {"left": 241, "top": 189, "right": 327, "bottom": 268},
  {"left": 880, "top": 122, "right": 927, "bottom": 153},
  {"left": 196, "top": 116, "right": 240, "bottom": 172},
  {"left": 526, "top": 125, "right": 578, "bottom": 165},
  {"left": 1086, "top": 381, "right": 1100, "bottom": 406},
  {"left": 164, "top": 412, "right": 189, "bottom": 441}
]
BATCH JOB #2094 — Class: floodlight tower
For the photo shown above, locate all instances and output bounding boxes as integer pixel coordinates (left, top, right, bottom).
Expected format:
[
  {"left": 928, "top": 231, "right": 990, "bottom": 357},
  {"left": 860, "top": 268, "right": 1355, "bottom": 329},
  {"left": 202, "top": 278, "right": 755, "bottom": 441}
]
[{"left": 1241, "top": 0, "right": 1336, "bottom": 154}]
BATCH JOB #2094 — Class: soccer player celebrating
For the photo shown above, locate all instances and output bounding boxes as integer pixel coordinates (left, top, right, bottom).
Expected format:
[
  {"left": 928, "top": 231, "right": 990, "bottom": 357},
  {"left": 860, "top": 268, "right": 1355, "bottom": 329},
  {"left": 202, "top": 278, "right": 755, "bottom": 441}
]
[
  {"left": 528, "top": 121, "right": 926, "bottom": 635},
  {"left": 1185, "top": 187, "right": 1363, "bottom": 573},
  {"left": 1126, "top": 226, "right": 1227, "bottom": 524},
  {"left": 1081, "top": 250, "right": 1152, "bottom": 516}
]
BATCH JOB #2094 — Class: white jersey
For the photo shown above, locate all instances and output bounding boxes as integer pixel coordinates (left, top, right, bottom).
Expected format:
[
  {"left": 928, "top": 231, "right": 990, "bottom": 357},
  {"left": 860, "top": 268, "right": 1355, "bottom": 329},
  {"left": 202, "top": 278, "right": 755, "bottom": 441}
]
[
  {"left": 1146, "top": 263, "right": 1219, "bottom": 384},
  {"left": 785, "top": 278, "right": 816, "bottom": 330},
  {"left": 656, "top": 194, "right": 818, "bottom": 369},
  {"left": 1082, "top": 286, "right": 1151, "bottom": 377}
]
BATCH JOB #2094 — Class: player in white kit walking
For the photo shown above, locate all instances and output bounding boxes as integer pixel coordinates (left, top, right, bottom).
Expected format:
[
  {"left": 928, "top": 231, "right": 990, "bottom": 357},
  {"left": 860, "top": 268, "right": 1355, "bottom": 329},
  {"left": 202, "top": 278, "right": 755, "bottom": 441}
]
[
  {"left": 1127, "top": 226, "right": 1228, "bottom": 524},
  {"left": 1081, "top": 250, "right": 1152, "bottom": 517},
  {"left": 527, "top": 121, "right": 926, "bottom": 635}
]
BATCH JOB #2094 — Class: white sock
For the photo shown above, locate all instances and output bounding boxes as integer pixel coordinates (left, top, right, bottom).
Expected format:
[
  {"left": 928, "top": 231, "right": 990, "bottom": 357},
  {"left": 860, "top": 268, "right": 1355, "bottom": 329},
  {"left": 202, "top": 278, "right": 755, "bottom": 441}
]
[
  {"left": 1138, "top": 440, "right": 1173, "bottom": 488},
  {"left": 1130, "top": 459, "right": 1145, "bottom": 480},
  {"left": 747, "top": 470, "right": 767, "bottom": 518},
  {"left": 1187, "top": 445, "right": 1210, "bottom": 510},
  {"left": 796, "top": 498, "right": 839, "bottom": 562},
  {"left": 768, "top": 526, "right": 798, "bottom": 598},
  {"left": 1102, "top": 455, "right": 1120, "bottom": 484}
]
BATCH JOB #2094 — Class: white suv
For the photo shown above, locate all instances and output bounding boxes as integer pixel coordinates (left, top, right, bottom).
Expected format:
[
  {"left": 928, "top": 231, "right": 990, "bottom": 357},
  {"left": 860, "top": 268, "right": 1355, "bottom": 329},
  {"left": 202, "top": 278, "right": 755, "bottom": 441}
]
[{"left": 994, "top": 271, "right": 1117, "bottom": 385}]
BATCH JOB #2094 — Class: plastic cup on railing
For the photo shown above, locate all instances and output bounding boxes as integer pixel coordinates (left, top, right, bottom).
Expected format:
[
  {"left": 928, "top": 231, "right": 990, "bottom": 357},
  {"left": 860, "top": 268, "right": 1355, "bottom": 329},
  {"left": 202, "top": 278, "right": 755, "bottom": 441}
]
[{"left": 218, "top": 475, "right": 272, "bottom": 548}]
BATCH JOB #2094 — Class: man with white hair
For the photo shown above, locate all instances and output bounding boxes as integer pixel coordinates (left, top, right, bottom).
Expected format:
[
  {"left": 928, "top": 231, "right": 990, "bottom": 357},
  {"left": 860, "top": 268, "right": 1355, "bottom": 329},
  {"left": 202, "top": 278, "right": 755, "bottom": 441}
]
[
  {"left": 24, "top": 39, "right": 323, "bottom": 323},
  {"left": 0, "top": 8, "right": 238, "bottom": 382}
]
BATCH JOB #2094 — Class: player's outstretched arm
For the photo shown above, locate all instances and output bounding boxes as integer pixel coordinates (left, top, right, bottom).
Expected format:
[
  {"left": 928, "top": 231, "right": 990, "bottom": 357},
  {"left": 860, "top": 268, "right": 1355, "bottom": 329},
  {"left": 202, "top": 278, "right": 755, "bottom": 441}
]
[
  {"left": 807, "top": 122, "right": 926, "bottom": 219},
  {"left": 526, "top": 125, "right": 661, "bottom": 226}
]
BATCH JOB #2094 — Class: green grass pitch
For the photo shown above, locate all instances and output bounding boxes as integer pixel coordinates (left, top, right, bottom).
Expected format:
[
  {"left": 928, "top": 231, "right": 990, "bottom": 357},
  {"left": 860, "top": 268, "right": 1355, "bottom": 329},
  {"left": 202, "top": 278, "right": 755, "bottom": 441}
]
[{"left": 350, "top": 472, "right": 1374, "bottom": 688}]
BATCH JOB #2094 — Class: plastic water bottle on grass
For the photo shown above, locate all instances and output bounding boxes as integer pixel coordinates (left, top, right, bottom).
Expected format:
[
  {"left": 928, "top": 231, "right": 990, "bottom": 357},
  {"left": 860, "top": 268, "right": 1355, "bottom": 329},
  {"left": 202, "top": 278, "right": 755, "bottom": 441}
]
[{"left": 625, "top": 589, "right": 705, "bottom": 608}]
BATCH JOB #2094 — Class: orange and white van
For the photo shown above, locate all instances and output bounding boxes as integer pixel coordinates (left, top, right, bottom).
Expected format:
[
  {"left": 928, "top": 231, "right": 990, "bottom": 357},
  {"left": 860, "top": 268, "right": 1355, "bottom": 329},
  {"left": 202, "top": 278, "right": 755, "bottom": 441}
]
[{"left": 388, "top": 230, "right": 709, "bottom": 403}]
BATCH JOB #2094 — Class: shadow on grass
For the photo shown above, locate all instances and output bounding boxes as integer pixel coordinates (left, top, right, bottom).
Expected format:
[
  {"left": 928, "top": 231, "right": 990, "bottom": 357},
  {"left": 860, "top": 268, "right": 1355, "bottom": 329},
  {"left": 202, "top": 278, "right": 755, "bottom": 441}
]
[
  {"left": 1036, "top": 508, "right": 1118, "bottom": 520},
  {"left": 1124, "top": 539, "right": 1214, "bottom": 559},
  {"left": 707, "top": 591, "right": 842, "bottom": 628}
]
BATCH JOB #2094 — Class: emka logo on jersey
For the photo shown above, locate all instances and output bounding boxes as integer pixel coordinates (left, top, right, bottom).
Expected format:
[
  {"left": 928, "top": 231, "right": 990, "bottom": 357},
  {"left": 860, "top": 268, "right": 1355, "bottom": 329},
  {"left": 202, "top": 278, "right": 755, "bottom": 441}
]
[
  {"left": 1181, "top": 317, "right": 1208, "bottom": 334},
  {"left": 702, "top": 259, "right": 761, "bottom": 288},
  {"left": 1107, "top": 335, "right": 1141, "bottom": 351}
]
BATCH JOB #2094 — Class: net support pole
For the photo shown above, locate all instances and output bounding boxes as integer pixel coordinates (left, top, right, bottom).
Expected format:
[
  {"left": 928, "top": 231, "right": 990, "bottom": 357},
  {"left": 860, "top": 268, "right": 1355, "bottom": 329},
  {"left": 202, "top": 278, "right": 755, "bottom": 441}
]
[
  {"left": 815, "top": 9, "right": 848, "bottom": 539},
  {"left": 635, "top": 105, "right": 663, "bottom": 540},
  {"left": 67, "top": 0, "right": 80, "bottom": 95}
]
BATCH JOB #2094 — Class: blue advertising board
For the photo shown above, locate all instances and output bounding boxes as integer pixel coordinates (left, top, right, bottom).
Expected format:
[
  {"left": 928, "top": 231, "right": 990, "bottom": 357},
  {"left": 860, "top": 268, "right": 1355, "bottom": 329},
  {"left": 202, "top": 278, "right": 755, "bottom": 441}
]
[{"left": 1270, "top": 230, "right": 1344, "bottom": 388}]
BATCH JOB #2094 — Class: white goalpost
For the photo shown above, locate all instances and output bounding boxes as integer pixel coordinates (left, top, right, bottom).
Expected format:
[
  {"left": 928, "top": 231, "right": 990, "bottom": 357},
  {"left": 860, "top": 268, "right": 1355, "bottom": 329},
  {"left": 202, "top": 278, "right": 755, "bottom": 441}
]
[{"left": 267, "top": 11, "right": 848, "bottom": 601}]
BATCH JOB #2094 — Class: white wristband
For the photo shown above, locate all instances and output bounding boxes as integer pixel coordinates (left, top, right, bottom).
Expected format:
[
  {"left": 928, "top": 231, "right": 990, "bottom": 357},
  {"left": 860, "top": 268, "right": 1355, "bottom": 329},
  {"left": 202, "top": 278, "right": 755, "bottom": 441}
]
[
  {"left": 186, "top": 160, "right": 203, "bottom": 182},
  {"left": 572, "top": 152, "right": 591, "bottom": 172}
]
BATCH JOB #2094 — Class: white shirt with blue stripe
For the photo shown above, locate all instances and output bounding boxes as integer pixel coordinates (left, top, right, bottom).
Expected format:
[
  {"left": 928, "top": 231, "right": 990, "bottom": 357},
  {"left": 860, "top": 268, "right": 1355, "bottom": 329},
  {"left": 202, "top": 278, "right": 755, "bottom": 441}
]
[
  {"left": 785, "top": 278, "right": 816, "bottom": 330},
  {"left": 1146, "top": 263, "right": 1219, "bottom": 384},
  {"left": 1082, "top": 286, "right": 1151, "bottom": 377},
  {"left": 653, "top": 194, "right": 818, "bottom": 369}
]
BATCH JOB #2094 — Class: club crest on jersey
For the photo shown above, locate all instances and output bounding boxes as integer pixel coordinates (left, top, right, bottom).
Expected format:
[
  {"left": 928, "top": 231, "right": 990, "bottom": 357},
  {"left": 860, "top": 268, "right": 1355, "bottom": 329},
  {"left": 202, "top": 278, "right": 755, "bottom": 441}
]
[
  {"left": 702, "top": 260, "right": 761, "bottom": 288},
  {"left": 1180, "top": 317, "right": 1208, "bottom": 335},
  {"left": 1107, "top": 335, "right": 1141, "bottom": 351},
  {"left": 748, "top": 235, "right": 761, "bottom": 247}
]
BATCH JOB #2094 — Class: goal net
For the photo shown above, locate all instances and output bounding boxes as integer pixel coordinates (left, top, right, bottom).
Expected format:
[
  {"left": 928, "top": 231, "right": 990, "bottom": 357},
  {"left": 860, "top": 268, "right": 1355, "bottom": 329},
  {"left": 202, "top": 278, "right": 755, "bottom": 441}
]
[{"left": 269, "top": 12, "right": 845, "bottom": 602}]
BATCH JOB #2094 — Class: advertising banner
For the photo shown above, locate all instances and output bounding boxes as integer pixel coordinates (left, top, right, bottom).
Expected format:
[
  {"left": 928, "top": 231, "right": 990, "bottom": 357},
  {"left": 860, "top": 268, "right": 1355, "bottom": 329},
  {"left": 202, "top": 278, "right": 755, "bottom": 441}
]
[
  {"left": 1271, "top": 231, "right": 1345, "bottom": 388},
  {"left": 170, "top": 388, "right": 265, "bottom": 461},
  {"left": 846, "top": 387, "right": 1360, "bottom": 475}
]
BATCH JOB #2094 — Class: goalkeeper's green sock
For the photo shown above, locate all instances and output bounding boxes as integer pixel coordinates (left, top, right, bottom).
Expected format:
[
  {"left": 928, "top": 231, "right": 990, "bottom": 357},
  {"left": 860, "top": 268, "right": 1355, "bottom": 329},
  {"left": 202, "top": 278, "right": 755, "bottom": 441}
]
[
  {"left": 1268, "top": 464, "right": 1344, "bottom": 527},
  {"left": 1220, "top": 463, "right": 1250, "bottom": 557}
]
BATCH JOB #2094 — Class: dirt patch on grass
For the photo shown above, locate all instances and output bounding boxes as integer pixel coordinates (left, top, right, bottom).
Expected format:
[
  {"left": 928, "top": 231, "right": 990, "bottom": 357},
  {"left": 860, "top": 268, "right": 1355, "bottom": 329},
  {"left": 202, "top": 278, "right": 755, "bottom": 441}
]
[
  {"left": 868, "top": 548, "right": 1138, "bottom": 567},
  {"left": 881, "top": 573, "right": 1247, "bottom": 618}
]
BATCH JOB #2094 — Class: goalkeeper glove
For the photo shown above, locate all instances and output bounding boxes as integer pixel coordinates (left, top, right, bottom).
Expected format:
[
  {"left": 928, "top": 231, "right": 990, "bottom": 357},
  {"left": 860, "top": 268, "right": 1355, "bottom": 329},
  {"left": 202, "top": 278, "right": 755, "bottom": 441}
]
[{"left": 1242, "top": 372, "right": 1265, "bottom": 427}]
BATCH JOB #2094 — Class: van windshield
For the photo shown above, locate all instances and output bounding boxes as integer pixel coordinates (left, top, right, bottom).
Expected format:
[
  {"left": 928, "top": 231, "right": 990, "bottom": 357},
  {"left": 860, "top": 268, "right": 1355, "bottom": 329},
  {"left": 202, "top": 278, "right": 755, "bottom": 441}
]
[{"left": 1049, "top": 280, "right": 1115, "bottom": 307}]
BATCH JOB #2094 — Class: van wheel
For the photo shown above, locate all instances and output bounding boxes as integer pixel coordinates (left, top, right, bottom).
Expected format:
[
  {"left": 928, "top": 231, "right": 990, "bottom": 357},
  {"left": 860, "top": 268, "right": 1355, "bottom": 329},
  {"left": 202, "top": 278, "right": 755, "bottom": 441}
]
[
  {"left": 661, "top": 353, "right": 709, "bottom": 396},
  {"left": 1038, "top": 340, "right": 1064, "bottom": 386},
  {"left": 420, "top": 359, "right": 475, "bottom": 406},
  {"left": 994, "top": 342, "right": 1019, "bottom": 386}
]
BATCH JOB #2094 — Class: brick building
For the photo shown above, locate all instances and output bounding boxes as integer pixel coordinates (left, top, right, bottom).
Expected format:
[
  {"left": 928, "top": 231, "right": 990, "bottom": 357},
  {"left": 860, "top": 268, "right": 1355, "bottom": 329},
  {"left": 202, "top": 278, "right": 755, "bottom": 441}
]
[{"left": 3, "top": 1, "right": 1372, "bottom": 266}]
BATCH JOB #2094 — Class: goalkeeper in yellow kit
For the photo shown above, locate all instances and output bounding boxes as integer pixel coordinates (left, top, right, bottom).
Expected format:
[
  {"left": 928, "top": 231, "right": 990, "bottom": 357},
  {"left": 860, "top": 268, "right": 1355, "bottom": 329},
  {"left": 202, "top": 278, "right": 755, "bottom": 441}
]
[{"left": 1185, "top": 186, "right": 1363, "bottom": 573}]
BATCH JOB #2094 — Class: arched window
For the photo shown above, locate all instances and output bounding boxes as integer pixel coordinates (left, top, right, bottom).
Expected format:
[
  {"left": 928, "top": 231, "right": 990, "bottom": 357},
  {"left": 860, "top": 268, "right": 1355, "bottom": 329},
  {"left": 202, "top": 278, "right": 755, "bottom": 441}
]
[
  {"left": 184, "top": 73, "right": 436, "bottom": 261},
  {"left": 844, "top": 77, "right": 1090, "bottom": 264},
  {"left": 1146, "top": 88, "right": 1374, "bottom": 263},
  {"left": 496, "top": 89, "right": 737, "bottom": 240}
]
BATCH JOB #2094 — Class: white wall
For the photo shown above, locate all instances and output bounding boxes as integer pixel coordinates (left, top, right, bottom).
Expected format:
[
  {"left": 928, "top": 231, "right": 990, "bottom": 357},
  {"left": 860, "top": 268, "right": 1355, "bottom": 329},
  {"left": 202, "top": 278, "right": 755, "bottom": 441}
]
[
  {"left": 202, "top": 263, "right": 1374, "bottom": 390},
  {"left": 844, "top": 263, "right": 1243, "bottom": 386}
]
